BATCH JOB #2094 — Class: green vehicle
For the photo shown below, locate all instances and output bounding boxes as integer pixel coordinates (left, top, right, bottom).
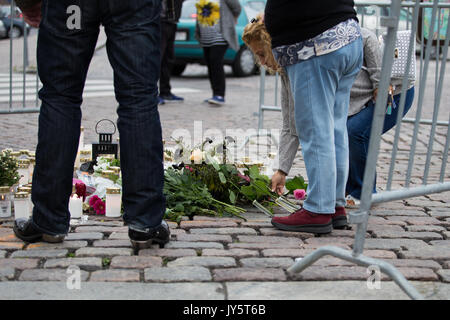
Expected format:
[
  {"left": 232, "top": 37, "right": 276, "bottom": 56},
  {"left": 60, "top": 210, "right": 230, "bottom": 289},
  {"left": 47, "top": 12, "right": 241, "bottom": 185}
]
[{"left": 173, "top": 0, "right": 266, "bottom": 77}]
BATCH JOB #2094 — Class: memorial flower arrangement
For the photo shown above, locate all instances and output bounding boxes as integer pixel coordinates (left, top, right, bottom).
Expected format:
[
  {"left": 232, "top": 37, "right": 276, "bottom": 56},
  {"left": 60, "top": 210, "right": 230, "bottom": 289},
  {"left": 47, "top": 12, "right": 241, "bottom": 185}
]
[{"left": 0, "top": 150, "right": 20, "bottom": 187}]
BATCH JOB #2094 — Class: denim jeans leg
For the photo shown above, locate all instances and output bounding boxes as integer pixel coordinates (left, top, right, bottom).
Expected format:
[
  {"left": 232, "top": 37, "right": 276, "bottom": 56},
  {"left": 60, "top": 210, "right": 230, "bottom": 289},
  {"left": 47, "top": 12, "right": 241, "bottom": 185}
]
[
  {"left": 286, "top": 38, "right": 362, "bottom": 214},
  {"left": 102, "top": 0, "right": 165, "bottom": 230},
  {"left": 31, "top": 0, "right": 100, "bottom": 235},
  {"left": 346, "top": 86, "right": 415, "bottom": 199}
]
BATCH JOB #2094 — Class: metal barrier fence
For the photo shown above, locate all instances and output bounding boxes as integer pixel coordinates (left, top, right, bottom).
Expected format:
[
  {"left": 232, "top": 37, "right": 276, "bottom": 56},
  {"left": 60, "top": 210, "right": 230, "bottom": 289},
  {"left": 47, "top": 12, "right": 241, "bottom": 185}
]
[
  {"left": 0, "top": 0, "right": 40, "bottom": 115},
  {"left": 285, "top": 0, "right": 450, "bottom": 300}
]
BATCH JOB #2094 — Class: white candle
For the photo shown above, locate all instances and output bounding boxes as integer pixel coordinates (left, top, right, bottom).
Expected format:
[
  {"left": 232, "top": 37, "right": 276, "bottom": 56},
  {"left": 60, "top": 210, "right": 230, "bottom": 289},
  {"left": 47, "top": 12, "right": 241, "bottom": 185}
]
[
  {"left": 14, "top": 192, "right": 30, "bottom": 219},
  {"left": 79, "top": 127, "right": 85, "bottom": 150},
  {"left": 18, "top": 167, "right": 30, "bottom": 185},
  {"left": 69, "top": 194, "right": 83, "bottom": 219},
  {"left": 0, "top": 187, "right": 11, "bottom": 218},
  {"left": 106, "top": 187, "right": 121, "bottom": 218}
]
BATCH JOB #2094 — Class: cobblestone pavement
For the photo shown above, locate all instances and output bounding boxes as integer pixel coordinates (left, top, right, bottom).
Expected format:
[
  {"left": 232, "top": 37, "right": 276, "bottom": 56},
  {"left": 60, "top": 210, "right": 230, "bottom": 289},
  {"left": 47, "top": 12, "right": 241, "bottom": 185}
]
[{"left": 0, "top": 37, "right": 449, "bottom": 300}]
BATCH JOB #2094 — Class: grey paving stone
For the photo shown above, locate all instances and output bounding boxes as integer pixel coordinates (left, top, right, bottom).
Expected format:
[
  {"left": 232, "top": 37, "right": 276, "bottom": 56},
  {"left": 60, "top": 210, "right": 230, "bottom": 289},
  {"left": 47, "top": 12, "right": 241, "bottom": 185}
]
[
  {"left": 144, "top": 266, "right": 212, "bottom": 282},
  {"left": 26, "top": 241, "right": 88, "bottom": 250},
  {"left": 10, "top": 249, "right": 68, "bottom": 259},
  {"left": 189, "top": 228, "right": 257, "bottom": 235},
  {"left": 164, "top": 241, "right": 224, "bottom": 249},
  {"left": 89, "top": 270, "right": 140, "bottom": 282},
  {"left": 0, "top": 267, "right": 15, "bottom": 280},
  {"left": 444, "top": 261, "right": 450, "bottom": 269},
  {"left": 202, "top": 249, "right": 259, "bottom": 258},
  {"left": 0, "top": 282, "right": 225, "bottom": 299},
  {"left": 372, "top": 230, "right": 443, "bottom": 241},
  {"left": 229, "top": 243, "right": 302, "bottom": 250},
  {"left": 179, "top": 220, "right": 238, "bottom": 229},
  {"left": 0, "top": 258, "right": 39, "bottom": 269},
  {"left": 405, "top": 225, "right": 447, "bottom": 232},
  {"left": 396, "top": 268, "right": 439, "bottom": 281},
  {"left": 213, "top": 268, "right": 287, "bottom": 281},
  {"left": 44, "top": 258, "right": 103, "bottom": 271},
  {"left": 0, "top": 242, "right": 24, "bottom": 250},
  {"left": 364, "top": 239, "right": 429, "bottom": 251},
  {"left": 387, "top": 216, "right": 442, "bottom": 225},
  {"left": 167, "top": 256, "right": 236, "bottom": 268},
  {"left": 92, "top": 240, "right": 132, "bottom": 248},
  {"left": 75, "top": 247, "right": 132, "bottom": 257},
  {"left": 0, "top": 250, "right": 6, "bottom": 258},
  {"left": 289, "top": 266, "right": 375, "bottom": 281},
  {"left": 139, "top": 248, "right": 197, "bottom": 258},
  {"left": 429, "top": 240, "right": 450, "bottom": 246},
  {"left": 388, "top": 259, "right": 442, "bottom": 271},
  {"left": 237, "top": 235, "right": 303, "bottom": 246},
  {"left": 74, "top": 226, "right": 127, "bottom": 233},
  {"left": 19, "top": 269, "right": 89, "bottom": 281},
  {"left": 174, "top": 234, "right": 233, "bottom": 243},
  {"left": 107, "top": 232, "right": 129, "bottom": 240},
  {"left": 258, "top": 228, "right": 315, "bottom": 239},
  {"left": 110, "top": 256, "right": 162, "bottom": 269},
  {"left": 304, "top": 237, "right": 355, "bottom": 246},
  {"left": 239, "top": 257, "right": 294, "bottom": 269},
  {"left": 65, "top": 232, "right": 104, "bottom": 241},
  {"left": 437, "top": 270, "right": 450, "bottom": 283},
  {"left": 262, "top": 248, "right": 315, "bottom": 258},
  {"left": 399, "top": 246, "right": 450, "bottom": 260},
  {"left": 371, "top": 210, "right": 427, "bottom": 217}
]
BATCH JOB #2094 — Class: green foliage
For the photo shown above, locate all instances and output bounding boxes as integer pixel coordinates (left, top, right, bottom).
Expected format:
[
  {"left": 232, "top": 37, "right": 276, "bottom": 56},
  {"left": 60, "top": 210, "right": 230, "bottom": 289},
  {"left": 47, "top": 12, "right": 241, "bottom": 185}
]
[
  {"left": 102, "top": 258, "right": 111, "bottom": 267},
  {"left": 285, "top": 175, "right": 308, "bottom": 195},
  {"left": 0, "top": 151, "right": 20, "bottom": 187}
]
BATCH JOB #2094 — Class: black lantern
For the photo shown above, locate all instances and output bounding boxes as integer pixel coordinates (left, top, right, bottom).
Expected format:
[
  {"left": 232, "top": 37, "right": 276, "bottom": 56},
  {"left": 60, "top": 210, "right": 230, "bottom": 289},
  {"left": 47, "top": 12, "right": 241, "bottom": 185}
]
[{"left": 92, "top": 119, "right": 119, "bottom": 163}]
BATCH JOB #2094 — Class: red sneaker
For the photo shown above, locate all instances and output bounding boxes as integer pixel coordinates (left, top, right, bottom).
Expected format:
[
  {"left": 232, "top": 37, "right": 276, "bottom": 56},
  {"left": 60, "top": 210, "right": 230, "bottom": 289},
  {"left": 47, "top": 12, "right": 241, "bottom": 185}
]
[
  {"left": 271, "top": 208, "right": 332, "bottom": 234},
  {"left": 332, "top": 206, "right": 348, "bottom": 229}
]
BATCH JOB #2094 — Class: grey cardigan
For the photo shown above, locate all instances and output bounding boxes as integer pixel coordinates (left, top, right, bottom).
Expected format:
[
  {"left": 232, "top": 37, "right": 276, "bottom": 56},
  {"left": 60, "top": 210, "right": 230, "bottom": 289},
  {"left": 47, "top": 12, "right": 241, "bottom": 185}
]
[
  {"left": 195, "top": 0, "right": 242, "bottom": 51},
  {"left": 278, "top": 28, "right": 415, "bottom": 175}
]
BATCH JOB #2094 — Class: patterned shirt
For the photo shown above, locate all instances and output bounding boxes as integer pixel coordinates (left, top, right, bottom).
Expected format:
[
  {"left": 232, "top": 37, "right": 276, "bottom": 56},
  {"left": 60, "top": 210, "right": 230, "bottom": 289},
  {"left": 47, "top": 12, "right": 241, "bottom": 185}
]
[
  {"left": 272, "top": 18, "right": 362, "bottom": 67},
  {"left": 197, "top": 1, "right": 227, "bottom": 47}
]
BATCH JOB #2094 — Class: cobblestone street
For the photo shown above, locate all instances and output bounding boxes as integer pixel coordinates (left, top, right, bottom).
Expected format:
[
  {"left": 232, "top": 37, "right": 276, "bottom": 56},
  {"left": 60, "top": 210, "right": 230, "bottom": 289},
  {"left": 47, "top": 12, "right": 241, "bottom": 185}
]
[{"left": 0, "top": 33, "right": 449, "bottom": 300}]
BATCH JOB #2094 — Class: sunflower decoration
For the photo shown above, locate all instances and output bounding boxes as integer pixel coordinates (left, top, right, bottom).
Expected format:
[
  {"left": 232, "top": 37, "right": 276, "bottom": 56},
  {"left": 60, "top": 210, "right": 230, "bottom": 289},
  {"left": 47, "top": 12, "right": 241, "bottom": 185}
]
[{"left": 196, "top": 0, "right": 220, "bottom": 27}]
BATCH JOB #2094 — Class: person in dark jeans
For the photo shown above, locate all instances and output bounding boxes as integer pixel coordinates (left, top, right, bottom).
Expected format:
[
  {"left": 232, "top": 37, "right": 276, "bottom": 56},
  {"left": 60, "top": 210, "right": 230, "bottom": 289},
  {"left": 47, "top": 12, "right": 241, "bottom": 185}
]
[
  {"left": 159, "top": 0, "right": 185, "bottom": 104},
  {"left": 13, "top": 0, "right": 170, "bottom": 249}
]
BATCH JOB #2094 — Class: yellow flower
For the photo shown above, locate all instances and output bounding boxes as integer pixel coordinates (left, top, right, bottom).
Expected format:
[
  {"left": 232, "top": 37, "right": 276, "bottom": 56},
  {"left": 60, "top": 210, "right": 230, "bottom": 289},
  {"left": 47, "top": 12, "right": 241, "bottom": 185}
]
[{"left": 196, "top": 0, "right": 220, "bottom": 27}]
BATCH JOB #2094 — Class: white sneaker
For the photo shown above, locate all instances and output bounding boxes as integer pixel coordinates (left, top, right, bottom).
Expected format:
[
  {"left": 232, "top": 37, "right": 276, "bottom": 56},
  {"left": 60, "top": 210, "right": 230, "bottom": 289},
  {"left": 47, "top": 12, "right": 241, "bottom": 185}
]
[{"left": 345, "top": 195, "right": 360, "bottom": 209}]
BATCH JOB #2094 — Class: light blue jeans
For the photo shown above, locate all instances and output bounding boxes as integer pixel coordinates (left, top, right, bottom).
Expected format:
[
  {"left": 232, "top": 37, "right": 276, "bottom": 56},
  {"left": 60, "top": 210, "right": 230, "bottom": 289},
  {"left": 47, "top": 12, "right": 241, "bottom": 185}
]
[{"left": 286, "top": 37, "right": 363, "bottom": 214}]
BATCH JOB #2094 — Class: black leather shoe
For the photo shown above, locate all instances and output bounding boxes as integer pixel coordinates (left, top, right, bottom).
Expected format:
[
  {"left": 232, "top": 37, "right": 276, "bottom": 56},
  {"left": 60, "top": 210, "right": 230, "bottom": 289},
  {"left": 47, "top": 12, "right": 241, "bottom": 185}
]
[
  {"left": 13, "top": 218, "right": 66, "bottom": 243},
  {"left": 129, "top": 220, "right": 170, "bottom": 249}
]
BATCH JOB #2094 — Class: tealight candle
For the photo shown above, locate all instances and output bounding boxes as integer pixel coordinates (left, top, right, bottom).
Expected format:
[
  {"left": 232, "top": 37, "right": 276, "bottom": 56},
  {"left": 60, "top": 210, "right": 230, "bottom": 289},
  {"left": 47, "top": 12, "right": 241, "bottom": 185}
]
[
  {"left": 0, "top": 186, "right": 12, "bottom": 218},
  {"left": 14, "top": 192, "right": 30, "bottom": 219},
  {"left": 69, "top": 186, "right": 82, "bottom": 219},
  {"left": 105, "top": 187, "right": 121, "bottom": 218}
]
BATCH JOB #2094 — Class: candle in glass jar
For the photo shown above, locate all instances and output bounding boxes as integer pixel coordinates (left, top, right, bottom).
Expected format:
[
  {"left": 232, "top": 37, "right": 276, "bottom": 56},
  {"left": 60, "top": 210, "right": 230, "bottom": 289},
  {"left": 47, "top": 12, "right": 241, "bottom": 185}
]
[
  {"left": 17, "top": 160, "right": 30, "bottom": 185},
  {"left": 69, "top": 186, "right": 82, "bottom": 219},
  {"left": 0, "top": 186, "right": 12, "bottom": 218},
  {"left": 106, "top": 187, "right": 121, "bottom": 218},
  {"left": 14, "top": 192, "right": 30, "bottom": 219}
]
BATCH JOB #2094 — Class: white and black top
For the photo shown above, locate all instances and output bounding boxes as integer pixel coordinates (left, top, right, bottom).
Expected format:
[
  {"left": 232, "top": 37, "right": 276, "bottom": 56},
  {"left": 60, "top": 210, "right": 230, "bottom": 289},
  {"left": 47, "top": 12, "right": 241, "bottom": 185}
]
[{"left": 197, "top": 1, "right": 227, "bottom": 47}]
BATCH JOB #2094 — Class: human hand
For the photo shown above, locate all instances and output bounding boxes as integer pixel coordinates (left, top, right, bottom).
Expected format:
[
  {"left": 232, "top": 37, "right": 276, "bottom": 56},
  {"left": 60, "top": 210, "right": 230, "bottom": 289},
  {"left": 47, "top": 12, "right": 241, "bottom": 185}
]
[
  {"left": 270, "top": 170, "right": 286, "bottom": 195},
  {"left": 21, "top": 1, "right": 42, "bottom": 28},
  {"left": 373, "top": 85, "right": 394, "bottom": 101}
]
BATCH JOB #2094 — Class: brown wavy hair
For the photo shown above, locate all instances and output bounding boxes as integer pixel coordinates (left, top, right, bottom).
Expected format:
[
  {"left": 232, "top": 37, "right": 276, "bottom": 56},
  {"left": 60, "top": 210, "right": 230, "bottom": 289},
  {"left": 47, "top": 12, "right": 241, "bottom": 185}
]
[{"left": 242, "top": 15, "right": 281, "bottom": 74}]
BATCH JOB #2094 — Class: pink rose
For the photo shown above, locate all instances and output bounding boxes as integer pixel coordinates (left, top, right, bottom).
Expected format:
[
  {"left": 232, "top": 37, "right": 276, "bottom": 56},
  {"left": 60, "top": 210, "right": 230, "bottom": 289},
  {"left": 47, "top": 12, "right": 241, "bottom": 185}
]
[
  {"left": 89, "top": 195, "right": 101, "bottom": 207},
  {"left": 294, "top": 189, "right": 306, "bottom": 200},
  {"left": 237, "top": 172, "right": 251, "bottom": 183}
]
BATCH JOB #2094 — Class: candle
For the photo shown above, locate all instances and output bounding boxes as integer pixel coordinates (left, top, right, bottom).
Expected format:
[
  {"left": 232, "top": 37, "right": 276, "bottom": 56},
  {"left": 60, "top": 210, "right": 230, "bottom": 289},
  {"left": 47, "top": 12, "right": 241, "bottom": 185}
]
[
  {"left": 0, "top": 186, "right": 12, "bottom": 218},
  {"left": 69, "top": 186, "right": 82, "bottom": 219},
  {"left": 14, "top": 192, "right": 30, "bottom": 219},
  {"left": 17, "top": 160, "right": 30, "bottom": 185},
  {"left": 105, "top": 187, "right": 121, "bottom": 218},
  {"left": 28, "top": 157, "right": 35, "bottom": 181},
  {"left": 79, "top": 126, "right": 85, "bottom": 150},
  {"left": 191, "top": 149, "right": 203, "bottom": 164}
]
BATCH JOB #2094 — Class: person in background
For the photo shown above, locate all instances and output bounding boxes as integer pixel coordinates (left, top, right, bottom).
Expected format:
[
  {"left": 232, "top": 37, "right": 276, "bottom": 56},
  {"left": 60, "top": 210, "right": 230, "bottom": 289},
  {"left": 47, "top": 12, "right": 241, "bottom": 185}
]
[
  {"left": 13, "top": 0, "right": 170, "bottom": 249},
  {"left": 264, "top": 0, "right": 363, "bottom": 234},
  {"left": 195, "top": 0, "right": 241, "bottom": 105},
  {"left": 159, "top": 0, "right": 185, "bottom": 105},
  {"left": 345, "top": 28, "right": 415, "bottom": 208}
]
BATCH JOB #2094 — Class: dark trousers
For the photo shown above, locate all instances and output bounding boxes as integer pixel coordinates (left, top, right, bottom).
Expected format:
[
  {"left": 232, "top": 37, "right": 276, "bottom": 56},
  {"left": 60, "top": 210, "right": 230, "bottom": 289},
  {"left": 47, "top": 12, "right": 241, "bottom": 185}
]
[
  {"left": 32, "top": 0, "right": 165, "bottom": 235},
  {"left": 346, "top": 87, "right": 415, "bottom": 199},
  {"left": 160, "top": 21, "right": 177, "bottom": 96},
  {"left": 203, "top": 45, "right": 228, "bottom": 97}
]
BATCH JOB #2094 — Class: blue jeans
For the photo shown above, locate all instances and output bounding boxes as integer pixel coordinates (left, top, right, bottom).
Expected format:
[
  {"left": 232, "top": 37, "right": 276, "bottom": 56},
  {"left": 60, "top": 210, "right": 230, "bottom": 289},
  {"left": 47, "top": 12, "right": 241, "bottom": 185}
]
[
  {"left": 31, "top": 0, "right": 165, "bottom": 235},
  {"left": 286, "top": 38, "right": 363, "bottom": 214},
  {"left": 346, "top": 87, "right": 415, "bottom": 199}
]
